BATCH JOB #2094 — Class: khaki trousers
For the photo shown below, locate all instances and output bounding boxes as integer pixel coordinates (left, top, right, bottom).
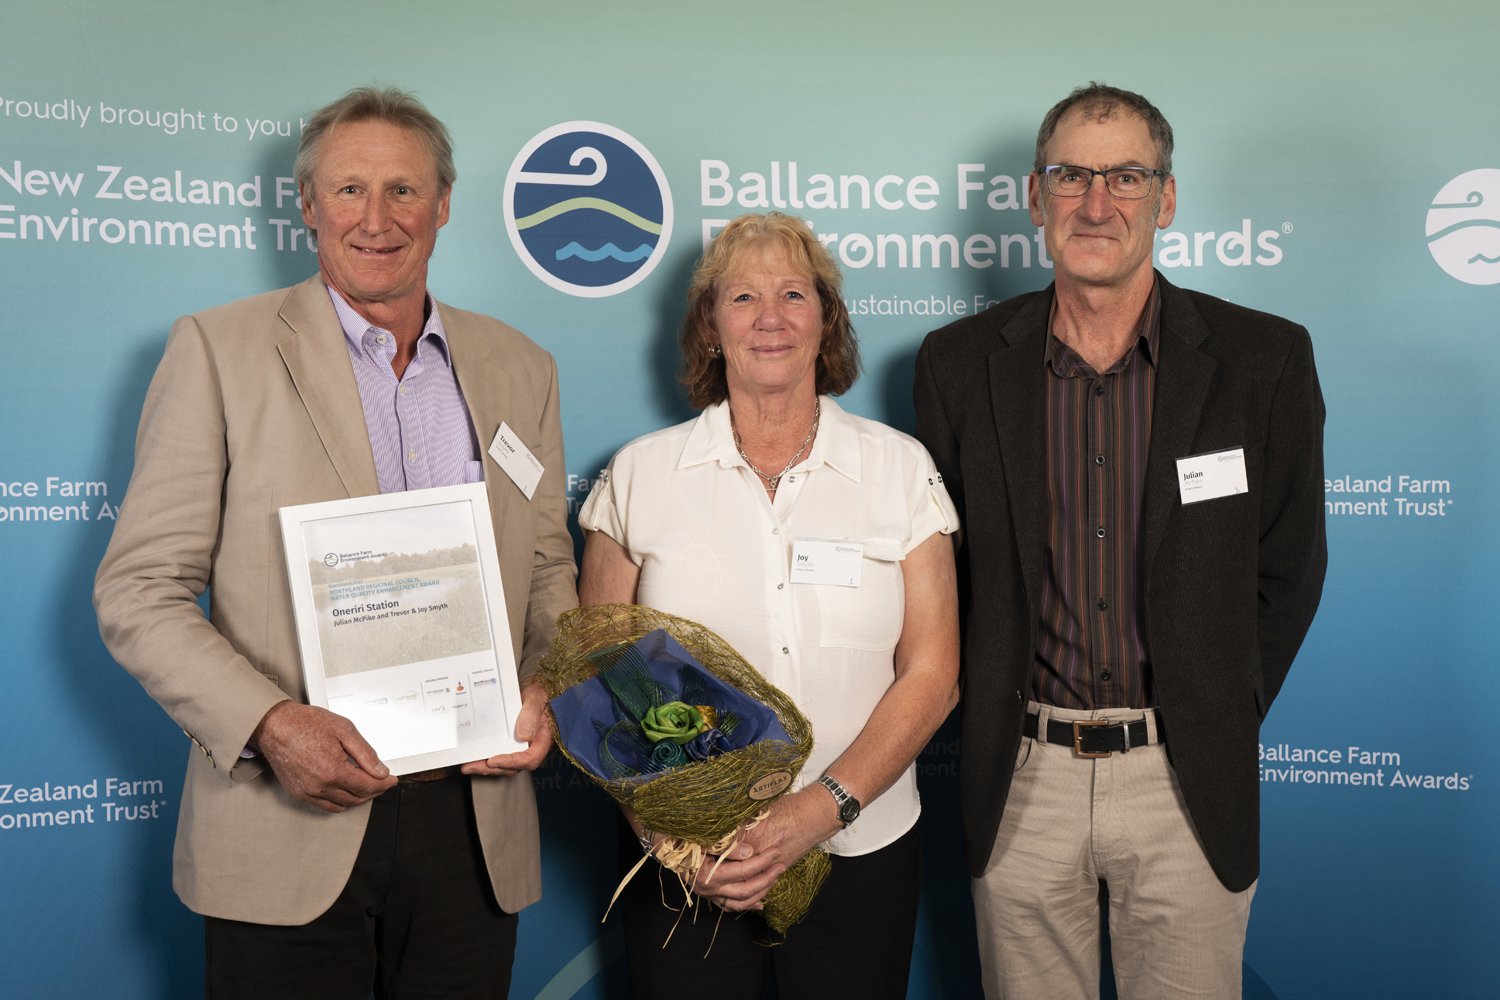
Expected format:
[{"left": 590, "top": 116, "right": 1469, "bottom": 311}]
[{"left": 973, "top": 703, "right": 1255, "bottom": 1000}]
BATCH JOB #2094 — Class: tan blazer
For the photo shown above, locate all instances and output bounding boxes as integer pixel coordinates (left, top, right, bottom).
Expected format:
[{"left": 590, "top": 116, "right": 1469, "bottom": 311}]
[{"left": 94, "top": 274, "right": 578, "bottom": 924}]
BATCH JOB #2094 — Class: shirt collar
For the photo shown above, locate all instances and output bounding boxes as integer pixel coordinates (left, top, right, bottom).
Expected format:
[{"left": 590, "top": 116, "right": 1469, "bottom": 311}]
[
  {"left": 1044, "top": 276, "right": 1161, "bottom": 378},
  {"left": 327, "top": 284, "right": 451, "bottom": 368},
  {"left": 678, "top": 395, "right": 863, "bottom": 483}
]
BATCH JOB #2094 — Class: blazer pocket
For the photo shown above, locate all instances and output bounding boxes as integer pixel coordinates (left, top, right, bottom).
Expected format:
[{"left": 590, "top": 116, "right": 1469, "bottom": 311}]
[{"left": 814, "top": 541, "right": 904, "bottom": 651}]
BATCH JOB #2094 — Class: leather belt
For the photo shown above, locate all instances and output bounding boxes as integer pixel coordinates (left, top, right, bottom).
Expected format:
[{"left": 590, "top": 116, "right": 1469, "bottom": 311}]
[
  {"left": 399, "top": 767, "right": 458, "bottom": 783},
  {"left": 1023, "top": 710, "right": 1164, "bottom": 758}
]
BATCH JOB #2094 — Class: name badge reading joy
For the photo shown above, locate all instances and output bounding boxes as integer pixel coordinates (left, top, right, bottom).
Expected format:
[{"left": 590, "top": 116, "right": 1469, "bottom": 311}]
[
  {"left": 791, "top": 539, "right": 863, "bottom": 587},
  {"left": 1176, "top": 447, "right": 1248, "bottom": 505},
  {"left": 488, "top": 422, "right": 544, "bottom": 501}
]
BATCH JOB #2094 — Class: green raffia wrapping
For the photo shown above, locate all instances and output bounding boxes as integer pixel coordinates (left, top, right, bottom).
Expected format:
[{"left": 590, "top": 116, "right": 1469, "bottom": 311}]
[{"left": 537, "top": 603, "right": 831, "bottom": 935}]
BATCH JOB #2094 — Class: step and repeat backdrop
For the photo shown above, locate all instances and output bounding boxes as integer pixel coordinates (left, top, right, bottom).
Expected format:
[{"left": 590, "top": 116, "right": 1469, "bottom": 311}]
[{"left": 1, "top": 1, "right": 1495, "bottom": 997}]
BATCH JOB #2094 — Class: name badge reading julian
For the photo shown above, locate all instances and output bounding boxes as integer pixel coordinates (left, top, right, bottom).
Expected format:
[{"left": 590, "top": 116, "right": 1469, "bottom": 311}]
[
  {"left": 487, "top": 422, "right": 543, "bottom": 501},
  {"left": 790, "top": 540, "right": 863, "bottom": 587},
  {"left": 1176, "top": 447, "right": 1248, "bottom": 505}
]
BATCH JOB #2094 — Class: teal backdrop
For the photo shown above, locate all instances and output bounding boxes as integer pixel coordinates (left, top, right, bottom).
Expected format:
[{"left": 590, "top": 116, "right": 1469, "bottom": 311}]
[{"left": 1, "top": 1, "right": 1496, "bottom": 997}]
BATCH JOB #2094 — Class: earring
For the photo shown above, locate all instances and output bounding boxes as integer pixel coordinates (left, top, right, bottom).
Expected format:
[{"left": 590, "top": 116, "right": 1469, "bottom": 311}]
[{"left": 709, "top": 345, "right": 721, "bottom": 358}]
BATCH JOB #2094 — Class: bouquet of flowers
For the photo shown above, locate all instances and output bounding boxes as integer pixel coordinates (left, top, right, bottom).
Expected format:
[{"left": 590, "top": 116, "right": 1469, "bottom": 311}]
[{"left": 537, "top": 603, "right": 830, "bottom": 935}]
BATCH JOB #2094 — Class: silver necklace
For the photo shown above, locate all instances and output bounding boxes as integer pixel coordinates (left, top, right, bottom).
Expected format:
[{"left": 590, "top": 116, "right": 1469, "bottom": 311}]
[{"left": 733, "top": 399, "right": 821, "bottom": 494}]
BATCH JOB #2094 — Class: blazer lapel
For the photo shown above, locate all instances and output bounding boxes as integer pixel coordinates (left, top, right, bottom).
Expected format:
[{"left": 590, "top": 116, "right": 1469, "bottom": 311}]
[
  {"left": 276, "top": 275, "right": 379, "bottom": 498},
  {"left": 1141, "top": 276, "right": 1217, "bottom": 578},
  {"left": 989, "top": 289, "right": 1054, "bottom": 608},
  {"left": 440, "top": 304, "right": 519, "bottom": 539}
]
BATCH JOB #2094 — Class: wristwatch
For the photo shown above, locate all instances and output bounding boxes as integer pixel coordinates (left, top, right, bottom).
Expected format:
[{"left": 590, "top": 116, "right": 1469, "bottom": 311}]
[{"left": 817, "top": 775, "right": 861, "bottom": 826}]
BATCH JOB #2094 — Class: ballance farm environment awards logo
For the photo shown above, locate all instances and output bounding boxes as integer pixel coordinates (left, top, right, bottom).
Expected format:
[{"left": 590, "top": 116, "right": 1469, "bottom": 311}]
[
  {"left": 504, "top": 122, "right": 673, "bottom": 297},
  {"left": 1426, "top": 169, "right": 1500, "bottom": 285}
]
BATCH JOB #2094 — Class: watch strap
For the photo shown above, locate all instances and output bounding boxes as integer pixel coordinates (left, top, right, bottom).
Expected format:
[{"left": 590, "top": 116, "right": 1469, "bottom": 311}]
[{"left": 817, "top": 775, "right": 861, "bottom": 825}]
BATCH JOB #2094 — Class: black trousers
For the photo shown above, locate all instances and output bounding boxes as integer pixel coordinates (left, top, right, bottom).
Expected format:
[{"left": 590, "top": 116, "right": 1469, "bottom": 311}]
[
  {"left": 615, "top": 811, "right": 923, "bottom": 1000},
  {"left": 204, "top": 775, "right": 517, "bottom": 1000}
]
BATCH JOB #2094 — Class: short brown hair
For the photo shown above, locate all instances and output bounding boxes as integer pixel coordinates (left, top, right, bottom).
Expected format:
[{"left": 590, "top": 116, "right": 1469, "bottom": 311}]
[
  {"left": 1034, "top": 82, "right": 1174, "bottom": 177},
  {"left": 294, "top": 85, "right": 456, "bottom": 191},
  {"left": 679, "top": 213, "right": 860, "bottom": 409}
]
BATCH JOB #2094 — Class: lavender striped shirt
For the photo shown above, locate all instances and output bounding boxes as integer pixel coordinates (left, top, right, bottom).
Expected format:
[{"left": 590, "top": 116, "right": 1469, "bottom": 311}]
[
  {"left": 328, "top": 286, "right": 481, "bottom": 495},
  {"left": 1034, "top": 281, "right": 1161, "bottom": 710}
]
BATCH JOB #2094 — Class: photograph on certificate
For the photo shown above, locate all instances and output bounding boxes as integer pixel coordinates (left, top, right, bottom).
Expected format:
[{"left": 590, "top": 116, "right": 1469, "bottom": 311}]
[{"left": 297, "top": 497, "right": 512, "bottom": 764}]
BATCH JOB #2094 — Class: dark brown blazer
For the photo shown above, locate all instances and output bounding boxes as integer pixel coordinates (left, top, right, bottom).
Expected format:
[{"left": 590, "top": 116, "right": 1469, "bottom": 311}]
[{"left": 913, "top": 272, "right": 1326, "bottom": 891}]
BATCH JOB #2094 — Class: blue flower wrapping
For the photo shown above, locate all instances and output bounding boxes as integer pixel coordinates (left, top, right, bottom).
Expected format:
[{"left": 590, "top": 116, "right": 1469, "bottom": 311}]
[
  {"left": 549, "top": 629, "right": 792, "bottom": 783},
  {"left": 683, "top": 728, "right": 729, "bottom": 762}
]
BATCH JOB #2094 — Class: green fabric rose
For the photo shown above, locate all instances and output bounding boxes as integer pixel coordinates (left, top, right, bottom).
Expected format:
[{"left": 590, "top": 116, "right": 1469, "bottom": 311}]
[
  {"left": 641, "top": 701, "right": 706, "bottom": 744},
  {"left": 649, "top": 740, "right": 690, "bottom": 768}
]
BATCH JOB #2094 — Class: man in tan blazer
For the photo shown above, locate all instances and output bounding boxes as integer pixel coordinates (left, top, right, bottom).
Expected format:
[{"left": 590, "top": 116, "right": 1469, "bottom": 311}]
[{"left": 94, "top": 87, "right": 576, "bottom": 998}]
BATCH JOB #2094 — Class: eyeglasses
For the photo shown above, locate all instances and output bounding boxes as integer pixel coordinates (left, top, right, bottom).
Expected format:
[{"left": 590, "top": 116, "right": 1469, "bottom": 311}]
[{"left": 1042, "top": 164, "right": 1166, "bottom": 200}]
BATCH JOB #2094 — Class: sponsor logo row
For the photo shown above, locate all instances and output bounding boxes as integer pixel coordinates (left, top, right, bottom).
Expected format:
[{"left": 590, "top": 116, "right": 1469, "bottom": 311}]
[{"left": 4, "top": 121, "right": 1496, "bottom": 290}]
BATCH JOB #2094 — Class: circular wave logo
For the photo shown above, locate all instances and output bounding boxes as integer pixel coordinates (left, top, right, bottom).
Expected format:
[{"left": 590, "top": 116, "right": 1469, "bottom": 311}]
[
  {"left": 504, "top": 122, "right": 673, "bottom": 298},
  {"left": 1426, "top": 169, "right": 1500, "bottom": 285}
]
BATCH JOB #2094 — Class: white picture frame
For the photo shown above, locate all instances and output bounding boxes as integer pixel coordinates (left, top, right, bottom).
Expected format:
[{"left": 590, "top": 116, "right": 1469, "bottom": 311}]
[{"left": 278, "top": 482, "right": 525, "bottom": 775}]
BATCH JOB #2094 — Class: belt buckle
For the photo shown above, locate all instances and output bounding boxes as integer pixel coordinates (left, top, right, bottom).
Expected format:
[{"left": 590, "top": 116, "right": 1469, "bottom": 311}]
[{"left": 1072, "top": 719, "right": 1110, "bottom": 758}]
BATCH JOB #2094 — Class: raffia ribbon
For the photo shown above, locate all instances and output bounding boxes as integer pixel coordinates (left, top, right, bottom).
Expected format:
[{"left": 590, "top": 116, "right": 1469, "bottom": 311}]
[{"left": 604, "top": 808, "right": 772, "bottom": 951}]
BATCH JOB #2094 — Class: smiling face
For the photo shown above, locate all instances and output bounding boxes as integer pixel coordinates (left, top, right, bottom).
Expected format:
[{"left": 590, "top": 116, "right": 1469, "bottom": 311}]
[
  {"left": 713, "top": 243, "right": 824, "bottom": 402},
  {"left": 1029, "top": 108, "right": 1176, "bottom": 291},
  {"left": 300, "top": 119, "right": 451, "bottom": 308}
]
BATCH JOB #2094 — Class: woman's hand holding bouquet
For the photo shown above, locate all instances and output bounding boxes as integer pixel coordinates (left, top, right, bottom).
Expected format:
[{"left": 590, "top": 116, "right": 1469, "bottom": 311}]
[{"left": 538, "top": 607, "right": 833, "bottom": 935}]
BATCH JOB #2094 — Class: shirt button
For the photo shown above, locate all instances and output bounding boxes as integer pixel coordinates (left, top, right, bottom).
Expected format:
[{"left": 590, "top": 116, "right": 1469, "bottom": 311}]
[
  {"left": 772, "top": 528, "right": 779, "bottom": 535},
  {"left": 1096, "top": 527, "right": 1106, "bottom": 539},
  {"left": 782, "top": 646, "right": 789, "bottom": 655},
  {"left": 1097, "top": 598, "right": 1108, "bottom": 610},
  {"left": 408, "top": 450, "right": 417, "bottom": 462},
  {"left": 777, "top": 583, "right": 784, "bottom": 590},
  {"left": 1095, "top": 454, "right": 1105, "bottom": 466},
  {"left": 1094, "top": 384, "right": 1105, "bottom": 396},
  {"left": 400, "top": 385, "right": 408, "bottom": 395},
  {"left": 377, "top": 334, "right": 387, "bottom": 344},
  {"left": 1101, "top": 670, "right": 1112, "bottom": 681}
]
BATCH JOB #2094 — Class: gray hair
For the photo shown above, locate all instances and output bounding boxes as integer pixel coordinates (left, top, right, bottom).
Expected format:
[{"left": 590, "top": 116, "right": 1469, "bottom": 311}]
[
  {"left": 1033, "top": 82, "right": 1174, "bottom": 177},
  {"left": 294, "top": 85, "right": 456, "bottom": 191}
]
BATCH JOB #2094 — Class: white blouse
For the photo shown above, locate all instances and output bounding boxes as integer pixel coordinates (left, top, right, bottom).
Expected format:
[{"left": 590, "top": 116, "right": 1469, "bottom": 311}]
[{"left": 578, "top": 397, "right": 959, "bottom": 856}]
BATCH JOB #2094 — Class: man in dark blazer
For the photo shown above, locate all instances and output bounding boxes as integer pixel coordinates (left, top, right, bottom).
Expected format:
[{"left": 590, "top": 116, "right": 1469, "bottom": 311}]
[{"left": 914, "top": 84, "right": 1325, "bottom": 999}]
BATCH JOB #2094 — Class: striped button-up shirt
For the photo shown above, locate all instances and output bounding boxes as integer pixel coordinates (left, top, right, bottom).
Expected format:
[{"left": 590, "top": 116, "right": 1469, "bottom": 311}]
[
  {"left": 328, "top": 286, "right": 482, "bottom": 495},
  {"left": 1033, "top": 281, "right": 1161, "bottom": 710}
]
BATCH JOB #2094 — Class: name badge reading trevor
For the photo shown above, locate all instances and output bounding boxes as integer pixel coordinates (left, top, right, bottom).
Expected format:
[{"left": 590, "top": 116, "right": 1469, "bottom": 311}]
[
  {"left": 487, "top": 422, "right": 543, "bottom": 501},
  {"left": 790, "top": 539, "right": 863, "bottom": 587},
  {"left": 1176, "top": 447, "right": 1248, "bottom": 505}
]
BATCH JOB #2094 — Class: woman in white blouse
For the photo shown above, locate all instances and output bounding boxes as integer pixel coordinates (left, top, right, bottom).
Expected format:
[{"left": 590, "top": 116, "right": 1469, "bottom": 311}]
[{"left": 577, "top": 212, "right": 960, "bottom": 999}]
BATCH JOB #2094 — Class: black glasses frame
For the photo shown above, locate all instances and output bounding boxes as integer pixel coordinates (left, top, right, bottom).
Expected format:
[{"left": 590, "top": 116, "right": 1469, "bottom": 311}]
[{"left": 1041, "top": 164, "right": 1167, "bottom": 200}]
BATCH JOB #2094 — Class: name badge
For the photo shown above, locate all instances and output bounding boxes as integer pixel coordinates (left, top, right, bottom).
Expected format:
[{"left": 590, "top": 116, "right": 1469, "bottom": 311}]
[
  {"left": 1176, "top": 447, "right": 1248, "bottom": 505},
  {"left": 790, "top": 539, "right": 863, "bottom": 587},
  {"left": 487, "top": 422, "right": 543, "bottom": 500}
]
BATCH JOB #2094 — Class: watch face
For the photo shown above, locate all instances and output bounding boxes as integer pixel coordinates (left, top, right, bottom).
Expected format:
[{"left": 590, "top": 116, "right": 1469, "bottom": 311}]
[{"left": 839, "top": 798, "right": 861, "bottom": 824}]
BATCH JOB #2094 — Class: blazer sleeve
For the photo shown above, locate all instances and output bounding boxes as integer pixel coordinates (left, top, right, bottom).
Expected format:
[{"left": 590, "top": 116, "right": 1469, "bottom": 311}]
[
  {"left": 1254, "top": 326, "right": 1328, "bottom": 716},
  {"left": 913, "top": 336, "right": 973, "bottom": 657},
  {"left": 913, "top": 337, "right": 966, "bottom": 535},
  {"left": 93, "top": 316, "right": 290, "bottom": 777},
  {"left": 517, "top": 353, "right": 579, "bottom": 681}
]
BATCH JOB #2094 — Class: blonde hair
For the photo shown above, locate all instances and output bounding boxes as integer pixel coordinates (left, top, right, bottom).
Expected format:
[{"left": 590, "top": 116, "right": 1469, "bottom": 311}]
[
  {"left": 294, "top": 85, "right": 456, "bottom": 191},
  {"left": 679, "top": 213, "right": 860, "bottom": 409}
]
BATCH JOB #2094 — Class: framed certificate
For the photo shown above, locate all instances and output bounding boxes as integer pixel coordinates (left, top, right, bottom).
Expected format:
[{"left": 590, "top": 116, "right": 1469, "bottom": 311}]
[{"left": 278, "top": 482, "right": 526, "bottom": 775}]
